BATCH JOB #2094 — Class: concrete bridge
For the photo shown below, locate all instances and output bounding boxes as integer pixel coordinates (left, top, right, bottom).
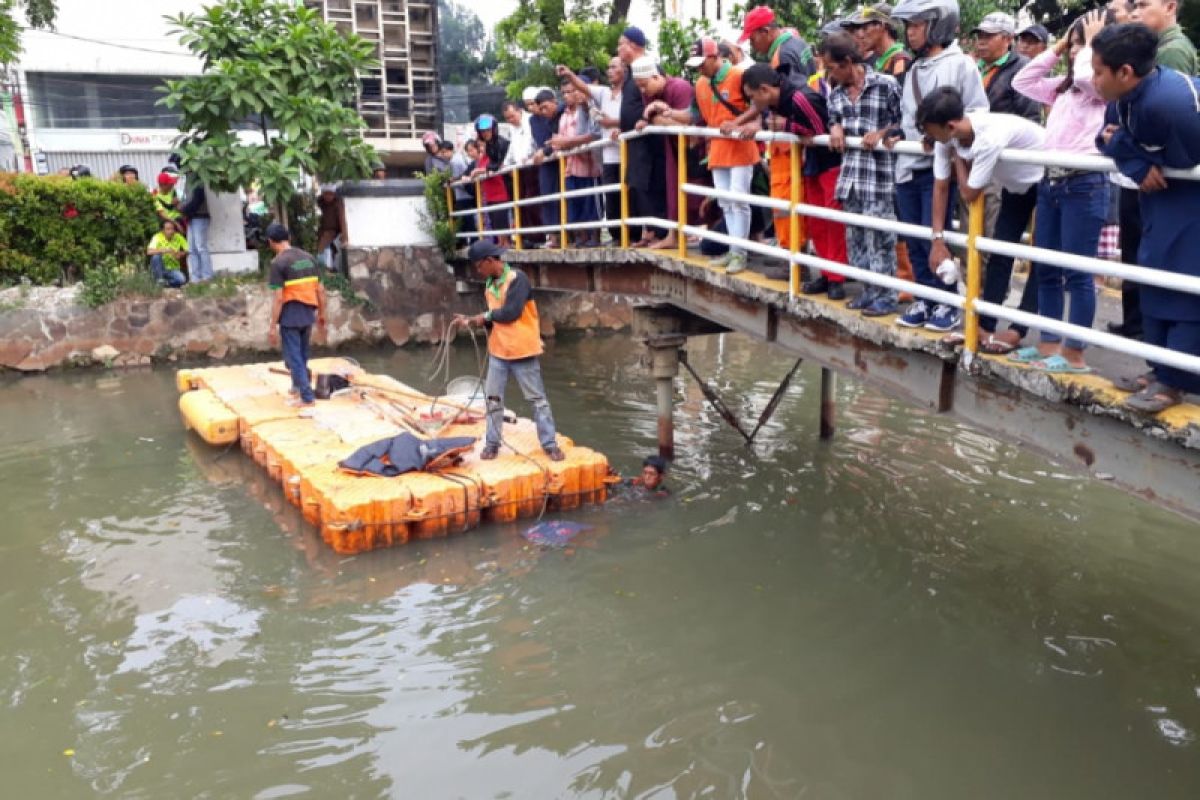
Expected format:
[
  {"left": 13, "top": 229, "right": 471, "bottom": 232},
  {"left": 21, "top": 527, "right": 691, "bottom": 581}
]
[{"left": 454, "top": 245, "right": 1200, "bottom": 520}]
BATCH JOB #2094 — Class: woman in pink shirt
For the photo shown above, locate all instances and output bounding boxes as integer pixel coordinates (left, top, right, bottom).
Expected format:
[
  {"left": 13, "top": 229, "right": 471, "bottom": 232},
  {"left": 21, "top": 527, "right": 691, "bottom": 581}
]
[{"left": 1010, "top": 11, "right": 1109, "bottom": 373}]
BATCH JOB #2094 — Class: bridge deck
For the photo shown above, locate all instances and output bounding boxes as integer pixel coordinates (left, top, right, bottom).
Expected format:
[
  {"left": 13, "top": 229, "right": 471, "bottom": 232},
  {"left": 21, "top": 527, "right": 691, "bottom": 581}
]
[{"left": 495, "top": 245, "right": 1200, "bottom": 518}]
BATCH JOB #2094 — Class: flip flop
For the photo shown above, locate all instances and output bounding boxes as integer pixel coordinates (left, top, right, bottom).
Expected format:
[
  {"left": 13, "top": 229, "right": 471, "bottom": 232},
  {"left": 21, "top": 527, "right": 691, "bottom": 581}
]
[
  {"left": 1030, "top": 354, "right": 1093, "bottom": 374},
  {"left": 1112, "top": 370, "right": 1154, "bottom": 393},
  {"left": 1125, "top": 382, "right": 1183, "bottom": 413},
  {"left": 980, "top": 334, "right": 1018, "bottom": 355},
  {"left": 1007, "top": 346, "right": 1043, "bottom": 364}
]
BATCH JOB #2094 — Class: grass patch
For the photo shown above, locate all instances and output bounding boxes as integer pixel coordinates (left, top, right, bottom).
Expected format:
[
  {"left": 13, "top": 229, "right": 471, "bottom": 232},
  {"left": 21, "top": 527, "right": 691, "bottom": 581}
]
[
  {"left": 182, "top": 273, "right": 257, "bottom": 299},
  {"left": 321, "top": 270, "right": 370, "bottom": 309},
  {"left": 80, "top": 262, "right": 161, "bottom": 308}
]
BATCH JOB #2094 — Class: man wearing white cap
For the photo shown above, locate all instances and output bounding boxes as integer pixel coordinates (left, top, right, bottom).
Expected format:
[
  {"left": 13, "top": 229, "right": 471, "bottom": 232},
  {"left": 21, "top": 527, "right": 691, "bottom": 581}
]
[
  {"left": 632, "top": 54, "right": 694, "bottom": 249},
  {"left": 972, "top": 12, "right": 1041, "bottom": 120},
  {"left": 616, "top": 28, "right": 663, "bottom": 245},
  {"left": 522, "top": 86, "right": 539, "bottom": 113}
]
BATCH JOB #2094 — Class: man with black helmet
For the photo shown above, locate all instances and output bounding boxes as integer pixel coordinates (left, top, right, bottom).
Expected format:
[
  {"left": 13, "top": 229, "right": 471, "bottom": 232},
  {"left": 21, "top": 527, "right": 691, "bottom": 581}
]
[
  {"left": 885, "top": 0, "right": 988, "bottom": 333},
  {"left": 117, "top": 165, "right": 140, "bottom": 186}
]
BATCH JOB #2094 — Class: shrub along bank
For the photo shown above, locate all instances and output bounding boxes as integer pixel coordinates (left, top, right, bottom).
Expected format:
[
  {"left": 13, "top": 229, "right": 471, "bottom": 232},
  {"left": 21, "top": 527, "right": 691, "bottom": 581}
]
[{"left": 0, "top": 173, "right": 158, "bottom": 285}]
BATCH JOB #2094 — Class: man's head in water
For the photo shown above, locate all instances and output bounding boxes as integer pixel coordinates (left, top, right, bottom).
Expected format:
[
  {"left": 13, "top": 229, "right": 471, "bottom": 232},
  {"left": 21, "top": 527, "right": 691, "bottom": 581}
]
[{"left": 641, "top": 456, "right": 668, "bottom": 490}]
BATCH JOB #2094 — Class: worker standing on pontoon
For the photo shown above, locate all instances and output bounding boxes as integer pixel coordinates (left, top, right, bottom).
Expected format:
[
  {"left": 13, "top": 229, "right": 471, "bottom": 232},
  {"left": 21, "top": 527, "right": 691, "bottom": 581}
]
[{"left": 453, "top": 240, "right": 566, "bottom": 462}]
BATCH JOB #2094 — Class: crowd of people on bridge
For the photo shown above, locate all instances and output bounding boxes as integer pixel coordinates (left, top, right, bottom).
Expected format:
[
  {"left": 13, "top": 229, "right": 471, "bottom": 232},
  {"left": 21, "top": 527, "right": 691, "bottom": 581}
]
[{"left": 437, "top": 0, "right": 1200, "bottom": 412}]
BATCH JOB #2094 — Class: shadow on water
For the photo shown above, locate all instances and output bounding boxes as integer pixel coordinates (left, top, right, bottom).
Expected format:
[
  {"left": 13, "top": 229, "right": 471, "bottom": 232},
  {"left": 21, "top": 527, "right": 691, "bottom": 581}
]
[{"left": 1, "top": 334, "right": 1199, "bottom": 798}]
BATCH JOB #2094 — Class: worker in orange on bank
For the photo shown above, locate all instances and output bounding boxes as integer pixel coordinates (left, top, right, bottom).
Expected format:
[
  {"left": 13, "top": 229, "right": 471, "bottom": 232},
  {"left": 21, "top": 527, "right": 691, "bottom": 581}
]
[{"left": 453, "top": 240, "right": 566, "bottom": 463}]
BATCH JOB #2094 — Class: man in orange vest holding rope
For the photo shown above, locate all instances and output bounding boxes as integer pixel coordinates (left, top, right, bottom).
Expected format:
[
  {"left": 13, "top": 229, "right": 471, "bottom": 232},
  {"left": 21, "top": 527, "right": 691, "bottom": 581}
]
[
  {"left": 737, "top": 6, "right": 815, "bottom": 253},
  {"left": 453, "top": 240, "right": 565, "bottom": 462}
]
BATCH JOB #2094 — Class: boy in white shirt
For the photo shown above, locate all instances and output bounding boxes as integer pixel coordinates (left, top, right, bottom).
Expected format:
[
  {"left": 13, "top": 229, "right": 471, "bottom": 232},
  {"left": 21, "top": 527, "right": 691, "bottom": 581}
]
[{"left": 917, "top": 86, "right": 1046, "bottom": 334}]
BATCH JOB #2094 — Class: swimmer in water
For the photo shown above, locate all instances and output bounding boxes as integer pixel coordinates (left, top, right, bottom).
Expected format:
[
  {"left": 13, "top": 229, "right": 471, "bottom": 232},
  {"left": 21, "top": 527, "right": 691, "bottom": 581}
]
[{"left": 627, "top": 455, "right": 669, "bottom": 497}]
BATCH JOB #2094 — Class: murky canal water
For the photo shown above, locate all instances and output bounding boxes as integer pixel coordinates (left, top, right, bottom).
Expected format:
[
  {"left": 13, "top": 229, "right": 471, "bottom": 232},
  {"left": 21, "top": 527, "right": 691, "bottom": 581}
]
[{"left": 2, "top": 335, "right": 1199, "bottom": 798}]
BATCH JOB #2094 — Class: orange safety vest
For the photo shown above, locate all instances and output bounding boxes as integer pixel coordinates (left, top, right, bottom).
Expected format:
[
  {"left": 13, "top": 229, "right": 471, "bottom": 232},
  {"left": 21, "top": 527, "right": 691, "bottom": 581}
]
[
  {"left": 696, "top": 64, "right": 760, "bottom": 168},
  {"left": 485, "top": 266, "right": 543, "bottom": 361},
  {"left": 768, "top": 38, "right": 795, "bottom": 194}
]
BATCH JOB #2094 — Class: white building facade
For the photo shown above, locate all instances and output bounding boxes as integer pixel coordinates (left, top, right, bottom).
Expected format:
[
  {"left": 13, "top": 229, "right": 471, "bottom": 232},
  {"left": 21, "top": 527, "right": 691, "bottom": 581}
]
[{"left": 5, "top": 0, "right": 207, "bottom": 183}]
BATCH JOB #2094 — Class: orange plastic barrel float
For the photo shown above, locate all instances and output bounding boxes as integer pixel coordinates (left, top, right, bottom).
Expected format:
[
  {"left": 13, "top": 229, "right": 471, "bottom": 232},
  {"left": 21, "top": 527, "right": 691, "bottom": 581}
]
[{"left": 177, "top": 358, "right": 611, "bottom": 553}]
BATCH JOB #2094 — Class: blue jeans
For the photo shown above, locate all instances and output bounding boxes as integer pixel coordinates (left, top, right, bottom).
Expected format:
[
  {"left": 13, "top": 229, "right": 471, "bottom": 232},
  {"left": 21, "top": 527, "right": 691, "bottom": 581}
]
[
  {"left": 565, "top": 175, "right": 599, "bottom": 225},
  {"left": 280, "top": 325, "right": 313, "bottom": 403},
  {"left": 980, "top": 184, "right": 1039, "bottom": 334},
  {"left": 895, "top": 168, "right": 955, "bottom": 291},
  {"left": 188, "top": 217, "right": 213, "bottom": 282},
  {"left": 484, "top": 355, "right": 557, "bottom": 451},
  {"left": 149, "top": 255, "right": 186, "bottom": 287},
  {"left": 1144, "top": 316, "right": 1200, "bottom": 393},
  {"left": 539, "top": 162, "right": 560, "bottom": 227},
  {"left": 1035, "top": 174, "right": 1108, "bottom": 350}
]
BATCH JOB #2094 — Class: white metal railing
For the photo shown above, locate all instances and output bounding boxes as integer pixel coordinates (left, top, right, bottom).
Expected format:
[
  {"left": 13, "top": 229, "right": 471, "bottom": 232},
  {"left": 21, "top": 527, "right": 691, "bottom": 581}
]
[{"left": 445, "top": 123, "right": 1200, "bottom": 379}]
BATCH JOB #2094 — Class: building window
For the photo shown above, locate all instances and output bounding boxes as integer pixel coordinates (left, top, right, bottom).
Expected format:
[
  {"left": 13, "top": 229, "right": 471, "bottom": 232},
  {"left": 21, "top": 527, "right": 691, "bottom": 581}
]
[{"left": 26, "top": 72, "right": 184, "bottom": 129}]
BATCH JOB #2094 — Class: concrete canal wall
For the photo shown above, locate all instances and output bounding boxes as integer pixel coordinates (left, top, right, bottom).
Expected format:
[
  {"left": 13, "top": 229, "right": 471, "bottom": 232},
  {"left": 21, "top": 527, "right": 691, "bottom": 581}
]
[{"left": 0, "top": 245, "right": 632, "bottom": 372}]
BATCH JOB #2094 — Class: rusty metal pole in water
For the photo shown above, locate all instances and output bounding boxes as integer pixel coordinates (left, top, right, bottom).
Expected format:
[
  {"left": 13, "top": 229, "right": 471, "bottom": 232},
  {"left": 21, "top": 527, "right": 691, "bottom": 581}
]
[
  {"left": 649, "top": 340, "right": 682, "bottom": 460},
  {"left": 819, "top": 367, "right": 837, "bottom": 440}
]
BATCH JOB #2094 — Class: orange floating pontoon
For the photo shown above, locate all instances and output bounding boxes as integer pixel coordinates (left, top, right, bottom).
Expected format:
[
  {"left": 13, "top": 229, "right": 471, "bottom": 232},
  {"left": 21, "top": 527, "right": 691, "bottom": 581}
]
[{"left": 177, "top": 358, "right": 612, "bottom": 553}]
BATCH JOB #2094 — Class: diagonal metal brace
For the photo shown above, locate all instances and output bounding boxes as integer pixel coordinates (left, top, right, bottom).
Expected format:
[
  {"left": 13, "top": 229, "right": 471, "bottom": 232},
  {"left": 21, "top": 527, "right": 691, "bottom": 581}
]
[
  {"left": 748, "top": 357, "right": 804, "bottom": 441},
  {"left": 679, "top": 354, "right": 804, "bottom": 444}
]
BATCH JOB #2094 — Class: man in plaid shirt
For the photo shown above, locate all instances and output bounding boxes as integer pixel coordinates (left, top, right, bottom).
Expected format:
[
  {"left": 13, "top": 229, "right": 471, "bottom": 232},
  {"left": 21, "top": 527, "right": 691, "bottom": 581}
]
[{"left": 824, "top": 34, "right": 903, "bottom": 316}]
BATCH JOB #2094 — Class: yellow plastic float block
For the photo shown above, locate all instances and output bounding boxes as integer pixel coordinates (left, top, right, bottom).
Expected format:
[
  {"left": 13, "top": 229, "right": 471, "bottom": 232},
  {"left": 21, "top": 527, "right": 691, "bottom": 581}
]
[
  {"left": 178, "top": 359, "right": 610, "bottom": 553},
  {"left": 179, "top": 389, "right": 239, "bottom": 446}
]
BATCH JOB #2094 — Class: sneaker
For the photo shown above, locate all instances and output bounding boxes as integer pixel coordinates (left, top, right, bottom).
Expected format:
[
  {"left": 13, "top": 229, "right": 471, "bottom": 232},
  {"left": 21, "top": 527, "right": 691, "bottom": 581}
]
[
  {"left": 846, "top": 291, "right": 875, "bottom": 311},
  {"left": 801, "top": 276, "right": 829, "bottom": 295},
  {"left": 544, "top": 446, "right": 566, "bottom": 462},
  {"left": 861, "top": 297, "right": 899, "bottom": 317},
  {"left": 827, "top": 282, "right": 847, "bottom": 301},
  {"left": 726, "top": 253, "right": 747, "bottom": 275},
  {"left": 709, "top": 252, "right": 734, "bottom": 267},
  {"left": 480, "top": 445, "right": 499, "bottom": 460},
  {"left": 925, "top": 304, "right": 961, "bottom": 332},
  {"left": 895, "top": 300, "right": 930, "bottom": 328}
]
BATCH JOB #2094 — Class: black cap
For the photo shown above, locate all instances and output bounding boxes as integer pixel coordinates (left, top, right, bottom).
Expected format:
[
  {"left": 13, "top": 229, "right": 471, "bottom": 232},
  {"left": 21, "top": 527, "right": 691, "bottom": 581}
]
[
  {"left": 1017, "top": 23, "right": 1050, "bottom": 43},
  {"left": 265, "top": 223, "right": 291, "bottom": 243},
  {"left": 467, "top": 239, "right": 506, "bottom": 263},
  {"left": 642, "top": 455, "right": 669, "bottom": 474}
]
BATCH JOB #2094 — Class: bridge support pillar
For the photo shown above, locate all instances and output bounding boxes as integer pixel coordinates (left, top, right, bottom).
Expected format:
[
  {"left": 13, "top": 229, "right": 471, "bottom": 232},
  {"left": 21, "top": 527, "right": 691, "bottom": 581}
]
[
  {"left": 819, "top": 367, "right": 837, "bottom": 440},
  {"left": 649, "top": 339, "right": 683, "bottom": 460}
]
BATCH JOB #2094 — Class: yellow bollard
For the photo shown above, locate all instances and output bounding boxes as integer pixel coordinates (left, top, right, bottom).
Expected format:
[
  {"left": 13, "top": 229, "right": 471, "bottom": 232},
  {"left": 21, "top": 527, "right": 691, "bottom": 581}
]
[
  {"left": 444, "top": 184, "right": 455, "bottom": 236},
  {"left": 474, "top": 179, "right": 485, "bottom": 240},
  {"left": 963, "top": 194, "right": 985, "bottom": 359},
  {"left": 512, "top": 168, "right": 523, "bottom": 251},
  {"left": 620, "top": 138, "right": 630, "bottom": 248},
  {"left": 677, "top": 132, "right": 688, "bottom": 259},
  {"left": 559, "top": 155, "right": 568, "bottom": 250},
  {"left": 789, "top": 140, "right": 801, "bottom": 297}
]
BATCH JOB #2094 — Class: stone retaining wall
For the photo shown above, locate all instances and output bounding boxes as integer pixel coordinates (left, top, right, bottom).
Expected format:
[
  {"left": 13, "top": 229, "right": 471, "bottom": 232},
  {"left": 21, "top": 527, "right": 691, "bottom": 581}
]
[{"left": 0, "top": 246, "right": 633, "bottom": 372}]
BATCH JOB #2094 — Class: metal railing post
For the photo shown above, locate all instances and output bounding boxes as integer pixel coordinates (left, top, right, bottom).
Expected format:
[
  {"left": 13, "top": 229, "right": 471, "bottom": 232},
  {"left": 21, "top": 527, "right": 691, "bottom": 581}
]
[
  {"left": 789, "top": 140, "right": 801, "bottom": 298},
  {"left": 512, "top": 168, "right": 523, "bottom": 250},
  {"left": 559, "top": 156, "right": 568, "bottom": 249},
  {"left": 444, "top": 184, "right": 455, "bottom": 235},
  {"left": 677, "top": 132, "right": 688, "bottom": 258},
  {"left": 620, "top": 138, "right": 630, "bottom": 248},
  {"left": 474, "top": 179, "right": 484, "bottom": 239},
  {"left": 963, "top": 195, "right": 985, "bottom": 363}
]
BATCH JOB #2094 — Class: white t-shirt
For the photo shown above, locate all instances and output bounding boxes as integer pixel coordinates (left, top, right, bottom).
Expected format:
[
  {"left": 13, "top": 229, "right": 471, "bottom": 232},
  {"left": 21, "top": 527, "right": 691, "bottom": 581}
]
[
  {"left": 933, "top": 111, "right": 1046, "bottom": 194},
  {"left": 588, "top": 84, "right": 622, "bottom": 165}
]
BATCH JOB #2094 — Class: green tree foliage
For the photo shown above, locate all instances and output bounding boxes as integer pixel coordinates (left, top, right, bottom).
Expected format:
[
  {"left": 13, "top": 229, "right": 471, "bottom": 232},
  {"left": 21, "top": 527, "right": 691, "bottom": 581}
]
[
  {"left": 657, "top": 17, "right": 716, "bottom": 76},
  {"left": 438, "top": 0, "right": 498, "bottom": 84},
  {"left": 494, "top": 0, "right": 624, "bottom": 98},
  {"left": 0, "top": 0, "right": 56, "bottom": 65},
  {"left": 0, "top": 173, "right": 157, "bottom": 285},
  {"left": 158, "top": 0, "right": 378, "bottom": 217}
]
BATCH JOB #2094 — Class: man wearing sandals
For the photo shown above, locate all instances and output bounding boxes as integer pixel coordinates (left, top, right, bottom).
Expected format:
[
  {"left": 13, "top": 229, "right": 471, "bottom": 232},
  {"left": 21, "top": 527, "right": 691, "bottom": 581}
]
[
  {"left": 1094, "top": 24, "right": 1200, "bottom": 413},
  {"left": 453, "top": 240, "right": 566, "bottom": 462}
]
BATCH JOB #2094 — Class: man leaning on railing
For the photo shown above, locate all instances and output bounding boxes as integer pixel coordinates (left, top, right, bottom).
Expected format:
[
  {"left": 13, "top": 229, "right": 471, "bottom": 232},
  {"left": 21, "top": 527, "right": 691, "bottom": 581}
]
[{"left": 1094, "top": 22, "right": 1200, "bottom": 412}]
